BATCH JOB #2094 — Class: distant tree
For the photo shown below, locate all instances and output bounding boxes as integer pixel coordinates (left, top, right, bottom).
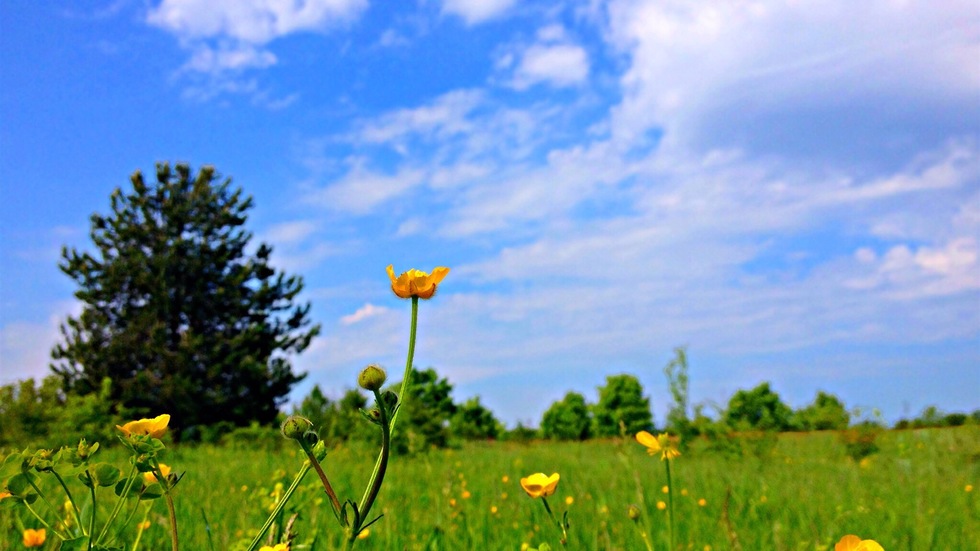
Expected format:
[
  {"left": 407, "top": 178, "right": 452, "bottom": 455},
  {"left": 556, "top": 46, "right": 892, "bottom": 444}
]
[
  {"left": 51, "top": 163, "right": 319, "bottom": 436},
  {"left": 295, "top": 385, "right": 335, "bottom": 438},
  {"left": 724, "top": 382, "right": 794, "bottom": 432},
  {"left": 451, "top": 397, "right": 502, "bottom": 440},
  {"left": 663, "top": 347, "right": 692, "bottom": 440},
  {"left": 502, "top": 422, "right": 538, "bottom": 442},
  {"left": 391, "top": 367, "right": 457, "bottom": 452},
  {"left": 591, "top": 374, "right": 654, "bottom": 437},
  {"left": 540, "top": 392, "right": 592, "bottom": 441},
  {"left": 795, "top": 391, "right": 850, "bottom": 431},
  {"left": 0, "top": 375, "right": 119, "bottom": 447}
]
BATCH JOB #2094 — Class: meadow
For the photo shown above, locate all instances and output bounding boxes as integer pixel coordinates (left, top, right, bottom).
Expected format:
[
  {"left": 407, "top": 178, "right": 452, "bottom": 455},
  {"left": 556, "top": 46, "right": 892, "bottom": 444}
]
[{"left": 4, "top": 426, "right": 976, "bottom": 550}]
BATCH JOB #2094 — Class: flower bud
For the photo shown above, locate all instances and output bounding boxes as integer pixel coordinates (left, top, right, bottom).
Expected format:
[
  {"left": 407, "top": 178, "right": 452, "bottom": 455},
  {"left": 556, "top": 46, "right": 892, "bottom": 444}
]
[
  {"left": 281, "top": 416, "right": 313, "bottom": 440},
  {"left": 358, "top": 364, "right": 387, "bottom": 391},
  {"left": 628, "top": 504, "right": 642, "bottom": 521}
]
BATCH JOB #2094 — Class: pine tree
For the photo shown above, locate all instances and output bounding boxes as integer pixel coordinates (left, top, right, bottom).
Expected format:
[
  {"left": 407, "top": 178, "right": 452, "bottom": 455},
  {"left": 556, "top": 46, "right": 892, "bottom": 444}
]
[{"left": 52, "top": 163, "right": 320, "bottom": 436}]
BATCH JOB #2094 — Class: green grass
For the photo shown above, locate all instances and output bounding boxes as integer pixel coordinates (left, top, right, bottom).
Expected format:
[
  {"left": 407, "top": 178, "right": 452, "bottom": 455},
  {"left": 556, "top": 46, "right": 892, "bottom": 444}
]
[{"left": 3, "top": 427, "right": 978, "bottom": 550}]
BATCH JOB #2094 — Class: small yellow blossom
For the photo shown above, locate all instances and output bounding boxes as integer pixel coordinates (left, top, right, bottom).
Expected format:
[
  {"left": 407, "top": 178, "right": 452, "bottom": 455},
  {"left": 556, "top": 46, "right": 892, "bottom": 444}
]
[
  {"left": 116, "top": 414, "right": 170, "bottom": 438},
  {"left": 759, "top": 495, "right": 768, "bottom": 504},
  {"left": 698, "top": 498, "right": 707, "bottom": 507},
  {"left": 138, "top": 521, "right": 151, "bottom": 531},
  {"left": 656, "top": 501, "right": 667, "bottom": 510},
  {"left": 22, "top": 529, "right": 46, "bottom": 547},
  {"left": 386, "top": 265, "right": 450, "bottom": 299},
  {"left": 258, "top": 544, "right": 290, "bottom": 551},
  {"left": 502, "top": 475, "right": 509, "bottom": 483},
  {"left": 520, "top": 472, "right": 560, "bottom": 498},
  {"left": 635, "top": 431, "right": 681, "bottom": 460},
  {"left": 565, "top": 496, "right": 574, "bottom": 505},
  {"left": 491, "top": 505, "right": 498, "bottom": 514},
  {"left": 834, "top": 535, "right": 884, "bottom": 551},
  {"left": 449, "top": 498, "right": 457, "bottom": 507},
  {"left": 144, "top": 463, "right": 172, "bottom": 485},
  {"left": 461, "top": 490, "right": 472, "bottom": 499},
  {"left": 966, "top": 484, "right": 973, "bottom": 492},
  {"left": 661, "top": 485, "right": 669, "bottom": 494},
  {"left": 521, "top": 544, "right": 530, "bottom": 551},
  {"left": 0, "top": 490, "right": 11, "bottom": 500},
  {"left": 358, "top": 529, "right": 370, "bottom": 540},
  {"left": 681, "top": 488, "right": 689, "bottom": 496}
]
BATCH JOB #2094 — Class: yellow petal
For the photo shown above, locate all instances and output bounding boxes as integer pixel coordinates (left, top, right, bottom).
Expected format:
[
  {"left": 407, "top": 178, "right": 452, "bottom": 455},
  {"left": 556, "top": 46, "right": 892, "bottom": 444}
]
[
  {"left": 835, "top": 535, "right": 863, "bottom": 551},
  {"left": 855, "top": 541, "right": 884, "bottom": 551}
]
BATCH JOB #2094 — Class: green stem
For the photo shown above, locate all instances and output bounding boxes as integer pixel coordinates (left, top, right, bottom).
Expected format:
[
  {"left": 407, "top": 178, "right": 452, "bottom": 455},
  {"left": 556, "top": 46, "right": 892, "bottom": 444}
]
[
  {"left": 539, "top": 497, "right": 567, "bottom": 547},
  {"left": 87, "top": 480, "right": 97, "bottom": 551},
  {"left": 300, "top": 440, "right": 343, "bottom": 523},
  {"left": 23, "top": 500, "right": 67, "bottom": 540},
  {"left": 131, "top": 503, "right": 153, "bottom": 551},
  {"left": 665, "top": 458, "right": 674, "bottom": 551},
  {"left": 151, "top": 460, "right": 179, "bottom": 551},
  {"left": 357, "top": 296, "right": 417, "bottom": 517},
  {"left": 245, "top": 462, "right": 312, "bottom": 551},
  {"left": 26, "top": 473, "right": 63, "bottom": 526},
  {"left": 52, "top": 470, "right": 86, "bottom": 537},
  {"left": 96, "top": 463, "right": 138, "bottom": 544},
  {"left": 354, "top": 389, "right": 392, "bottom": 539}
]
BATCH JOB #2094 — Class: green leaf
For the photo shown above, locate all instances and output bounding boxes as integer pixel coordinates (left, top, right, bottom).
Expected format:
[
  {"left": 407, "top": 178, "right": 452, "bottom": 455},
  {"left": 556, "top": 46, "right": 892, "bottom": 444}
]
[
  {"left": 114, "top": 478, "right": 141, "bottom": 499},
  {"left": 6, "top": 472, "right": 39, "bottom": 497},
  {"left": 91, "top": 463, "right": 121, "bottom": 487},
  {"left": 60, "top": 536, "right": 90, "bottom": 551},
  {"left": 139, "top": 482, "right": 164, "bottom": 500}
]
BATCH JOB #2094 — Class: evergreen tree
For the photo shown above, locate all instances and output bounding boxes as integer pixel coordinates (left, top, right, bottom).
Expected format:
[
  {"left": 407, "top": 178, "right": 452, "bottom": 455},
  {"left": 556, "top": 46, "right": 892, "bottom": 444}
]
[
  {"left": 591, "top": 374, "right": 654, "bottom": 437},
  {"left": 51, "top": 163, "right": 319, "bottom": 435}
]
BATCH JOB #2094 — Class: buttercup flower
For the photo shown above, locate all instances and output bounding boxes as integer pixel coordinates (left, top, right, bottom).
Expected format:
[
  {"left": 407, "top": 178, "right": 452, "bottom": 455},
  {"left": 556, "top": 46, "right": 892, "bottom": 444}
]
[
  {"left": 520, "top": 472, "right": 560, "bottom": 498},
  {"left": 144, "top": 463, "right": 171, "bottom": 485},
  {"left": 635, "top": 431, "right": 681, "bottom": 460},
  {"left": 22, "top": 528, "right": 46, "bottom": 547},
  {"left": 116, "top": 414, "right": 170, "bottom": 438},
  {"left": 387, "top": 265, "right": 450, "bottom": 299},
  {"left": 258, "top": 544, "right": 289, "bottom": 551},
  {"left": 835, "top": 535, "right": 884, "bottom": 551}
]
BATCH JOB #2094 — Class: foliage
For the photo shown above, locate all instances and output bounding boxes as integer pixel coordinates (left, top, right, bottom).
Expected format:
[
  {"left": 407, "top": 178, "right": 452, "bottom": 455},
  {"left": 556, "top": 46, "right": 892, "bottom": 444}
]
[
  {"left": 724, "top": 382, "right": 795, "bottom": 432},
  {"left": 663, "top": 347, "right": 693, "bottom": 444},
  {"left": 540, "top": 392, "right": 591, "bottom": 441},
  {"left": 51, "top": 163, "right": 319, "bottom": 436},
  {"left": 0, "top": 375, "right": 119, "bottom": 448},
  {"left": 390, "top": 367, "right": 457, "bottom": 453},
  {"left": 451, "top": 397, "right": 502, "bottom": 440},
  {"left": 591, "top": 374, "right": 654, "bottom": 438},
  {"left": 794, "top": 391, "right": 850, "bottom": 431}
]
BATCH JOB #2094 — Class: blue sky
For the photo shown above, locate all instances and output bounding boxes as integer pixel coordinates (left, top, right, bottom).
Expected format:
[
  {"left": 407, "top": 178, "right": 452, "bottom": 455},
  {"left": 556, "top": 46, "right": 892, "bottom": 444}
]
[{"left": 1, "top": 0, "right": 978, "bottom": 427}]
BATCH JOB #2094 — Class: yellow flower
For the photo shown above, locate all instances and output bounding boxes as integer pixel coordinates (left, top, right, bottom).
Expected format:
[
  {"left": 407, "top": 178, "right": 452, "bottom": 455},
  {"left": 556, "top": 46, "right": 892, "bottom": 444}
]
[
  {"left": 461, "top": 490, "right": 472, "bottom": 499},
  {"left": 520, "top": 472, "right": 560, "bottom": 498},
  {"left": 22, "top": 528, "right": 46, "bottom": 547},
  {"left": 0, "top": 490, "right": 11, "bottom": 500},
  {"left": 698, "top": 498, "right": 707, "bottom": 507},
  {"left": 565, "top": 496, "right": 574, "bottom": 505},
  {"left": 116, "top": 414, "right": 170, "bottom": 438},
  {"left": 258, "top": 544, "right": 289, "bottom": 551},
  {"left": 358, "top": 529, "right": 370, "bottom": 540},
  {"left": 661, "top": 485, "right": 669, "bottom": 494},
  {"left": 143, "top": 463, "right": 171, "bottom": 485},
  {"left": 386, "top": 265, "right": 450, "bottom": 299},
  {"left": 501, "top": 475, "right": 509, "bottom": 483},
  {"left": 138, "top": 521, "right": 151, "bottom": 530},
  {"left": 834, "top": 535, "right": 884, "bottom": 551},
  {"left": 966, "top": 484, "right": 974, "bottom": 492},
  {"left": 491, "top": 505, "right": 498, "bottom": 514},
  {"left": 656, "top": 501, "right": 667, "bottom": 510},
  {"left": 635, "top": 431, "right": 681, "bottom": 461}
]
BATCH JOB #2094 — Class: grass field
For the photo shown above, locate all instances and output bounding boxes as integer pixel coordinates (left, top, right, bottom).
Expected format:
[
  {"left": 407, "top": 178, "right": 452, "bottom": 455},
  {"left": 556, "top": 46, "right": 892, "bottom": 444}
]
[{"left": 5, "top": 426, "right": 976, "bottom": 550}]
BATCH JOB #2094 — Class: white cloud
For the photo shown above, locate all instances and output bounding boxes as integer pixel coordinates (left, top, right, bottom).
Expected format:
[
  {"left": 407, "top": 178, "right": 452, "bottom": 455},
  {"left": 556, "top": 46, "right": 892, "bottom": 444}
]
[
  {"left": 510, "top": 43, "right": 590, "bottom": 90},
  {"left": 182, "top": 43, "right": 277, "bottom": 73},
  {"left": 307, "top": 160, "right": 427, "bottom": 214},
  {"left": 147, "top": 0, "right": 367, "bottom": 44},
  {"left": 440, "top": 0, "right": 516, "bottom": 25},
  {"left": 603, "top": 0, "right": 980, "bottom": 150},
  {"left": 340, "top": 303, "right": 390, "bottom": 325}
]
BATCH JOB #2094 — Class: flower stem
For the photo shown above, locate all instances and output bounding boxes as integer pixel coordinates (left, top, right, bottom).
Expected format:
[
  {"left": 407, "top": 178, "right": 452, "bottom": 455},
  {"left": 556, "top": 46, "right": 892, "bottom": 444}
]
[
  {"left": 52, "top": 470, "right": 86, "bottom": 537},
  {"left": 96, "top": 463, "right": 138, "bottom": 544},
  {"left": 539, "top": 497, "right": 568, "bottom": 547},
  {"left": 131, "top": 503, "right": 152, "bottom": 551},
  {"left": 152, "top": 460, "right": 179, "bottom": 551},
  {"left": 389, "top": 296, "right": 419, "bottom": 434},
  {"left": 245, "top": 462, "right": 312, "bottom": 551},
  {"left": 353, "top": 389, "right": 392, "bottom": 540},
  {"left": 665, "top": 458, "right": 674, "bottom": 551},
  {"left": 300, "top": 439, "right": 343, "bottom": 523}
]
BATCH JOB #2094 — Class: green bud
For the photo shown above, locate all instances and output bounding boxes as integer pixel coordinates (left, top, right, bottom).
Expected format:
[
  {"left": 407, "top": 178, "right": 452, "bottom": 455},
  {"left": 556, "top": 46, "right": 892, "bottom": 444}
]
[
  {"left": 281, "top": 415, "right": 313, "bottom": 440},
  {"left": 311, "top": 440, "right": 328, "bottom": 462},
  {"left": 357, "top": 364, "right": 387, "bottom": 391},
  {"left": 380, "top": 390, "right": 399, "bottom": 410},
  {"left": 628, "top": 504, "right": 642, "bottom": 521}
]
